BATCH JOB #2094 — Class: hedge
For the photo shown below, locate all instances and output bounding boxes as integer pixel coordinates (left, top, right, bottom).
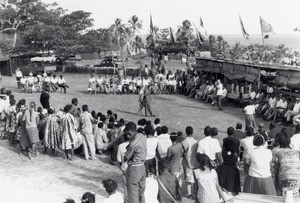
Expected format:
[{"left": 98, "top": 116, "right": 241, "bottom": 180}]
[{"left": 64, "top": 64, "right": 142, "bottom": 77}]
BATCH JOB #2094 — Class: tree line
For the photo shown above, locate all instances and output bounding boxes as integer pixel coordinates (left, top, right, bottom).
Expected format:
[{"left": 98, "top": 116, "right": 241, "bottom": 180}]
[{"left": 0, "top": 0, "right": 298, "bottom": 65}]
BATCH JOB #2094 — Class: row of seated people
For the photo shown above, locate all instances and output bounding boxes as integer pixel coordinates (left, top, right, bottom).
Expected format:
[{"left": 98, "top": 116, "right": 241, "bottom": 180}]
[
  {"left": 18, "top": 73, "right": 69, "bottom": 94},
  {"left": 87, "top": 74, "right": 178, "bottom": 95}
]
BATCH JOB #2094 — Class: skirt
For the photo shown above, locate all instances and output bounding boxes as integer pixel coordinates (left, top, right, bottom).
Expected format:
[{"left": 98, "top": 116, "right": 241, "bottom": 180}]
[
  {"left": 26, "top": 127, "right": 39, "bottom": 144},
  {"left": 243, "top": 175, "right": 276, "bottom": 196}
]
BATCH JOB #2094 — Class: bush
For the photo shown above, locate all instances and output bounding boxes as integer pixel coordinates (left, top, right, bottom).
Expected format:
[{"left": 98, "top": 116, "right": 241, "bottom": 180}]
[{"left": 65, "top": 64, "right": 141, "bottom": 77}]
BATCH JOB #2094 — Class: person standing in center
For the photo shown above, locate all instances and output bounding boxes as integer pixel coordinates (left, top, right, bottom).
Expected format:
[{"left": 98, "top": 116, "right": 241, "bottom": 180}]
[
  {"left": 216, "top": 79, "right": 223, "bottom": 111},
  {"left": 40, "top": 88, "right": 50, "bottom": 109},
  {"left": 124, "top": 122, "right": 147, "bottom": 203},
  {"left": 144, "top": 86, "right": 155, "bottom": 117},
  {"left": 79, "top": 104, "right": 95, "bottom": 160}
]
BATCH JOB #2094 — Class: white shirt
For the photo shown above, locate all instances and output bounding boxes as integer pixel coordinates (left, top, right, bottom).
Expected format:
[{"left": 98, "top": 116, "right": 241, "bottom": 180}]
[
  {"left": 58, "top": 78, "right": 66, "bottom": 84},
  {"left": 16, "top": 70, "right": 22, "bottom": 77},
  {"left": 157, "top": 133, "right": 172, "bottom": 158},
  {"left": 197, "top": 136, "right": 221, "bottom": 160},
  {"left": 102, "top": 192, "right": 123, "bottom": 203},
  {"left": 20, "top": 77, "right": 27, "bottom": 84},
  {"left": 268, "top": 97, "right": 277, "bottom": 108},
  {"left": 248, "top": 146, "right": 272, "bottom": 178},
  {"left": 244, "top": 105, "right": 256, "bottom": 115},
  {"left": 136, "top": 79, "right": 142, "bottom": 86},
  {"left": 250, "top": 91, "right": 256, "bottom": 100},
  {"left": 146, "top": 137, "right": 158, "bottom": 160},
  {"left": 290, "top": 133, "right": 300, "bottom": 151},
  {"left": 276, "top": 99, "right": 287, "bottom": 108},
  {"left": 240, "top": 136, "right": 255, "bottom": 159},
  {"left": 145, "top": 176, "right": 159, "bottom": 203},
  {"left": 44, "top": 77, "right": 51, "bottom": 82},
  {"left": 222, "top": 88, "right": 228, "bottom": 97},
  {"left": 293, "top": 102, "right": 300, "bottom": 113},
  {"left": 216, "top": 83, "right": 223, "bottom": 95},
  {"left": 27, "top": 76, "right": 35, "bottom": 84},
  {"left": 50, "top": 78, "right": 58, "bottom": 84},
  {"left": 97, "top": 77, "right": 103, "bottom": 85},
  {"left": 117, "top": 142, "right": 129, "bottom": 172},
  {"left": 143, "top": 79, "right": 150, "bottom": 86},
  {"left": 89, "top": 77, "right": 95, "bottom": 84}
]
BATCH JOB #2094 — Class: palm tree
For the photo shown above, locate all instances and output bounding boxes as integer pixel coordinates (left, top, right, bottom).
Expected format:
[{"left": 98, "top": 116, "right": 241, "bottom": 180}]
[
  {"left": 131, "top": 35, "right": 144, "bottom": 54},
  {"left": 128, "top": 15, "right": 142, "bottom": 36}
]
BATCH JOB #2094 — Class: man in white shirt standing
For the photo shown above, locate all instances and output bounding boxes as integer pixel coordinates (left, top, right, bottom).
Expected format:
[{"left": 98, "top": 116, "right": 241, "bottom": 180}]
[
  {"left": 216, "top": 79, "right": 223, "bottom": 111},
  {"left": 244, "top": 101, "right": 257, "bottom": 129},
  {"left": 15, "top": 68, "right": 23, "bottom": 88},
  {"left": 197, "top": 126, "right": 222, "bottom": 167}
]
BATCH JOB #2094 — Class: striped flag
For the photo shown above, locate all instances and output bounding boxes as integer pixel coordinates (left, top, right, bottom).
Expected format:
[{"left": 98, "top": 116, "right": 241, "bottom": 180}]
[
  {"left": 260, "top": 16, "right": 274, "bottom": 36},
  {"left": 239, "top": 15, "right": 249, "bottom": 39},
  {"left": 200, "top": 17, "right": 204, "bottom": 27}
]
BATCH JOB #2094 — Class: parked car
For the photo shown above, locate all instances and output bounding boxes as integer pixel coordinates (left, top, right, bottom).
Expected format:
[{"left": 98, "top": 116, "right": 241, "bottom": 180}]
[{"left": 94, "top": 58, "right": 118, "bottom": 68}]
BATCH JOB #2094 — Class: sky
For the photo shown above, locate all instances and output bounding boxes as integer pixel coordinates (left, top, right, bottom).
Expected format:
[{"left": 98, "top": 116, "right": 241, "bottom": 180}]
[{"left": 42, "top": 0, "right": 300, "bottom": 35}]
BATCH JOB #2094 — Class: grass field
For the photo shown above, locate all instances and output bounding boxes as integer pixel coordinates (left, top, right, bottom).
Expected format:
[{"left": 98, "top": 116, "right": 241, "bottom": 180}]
[{"left": 0, "top": 71, "right": 266, "bottom": 203}]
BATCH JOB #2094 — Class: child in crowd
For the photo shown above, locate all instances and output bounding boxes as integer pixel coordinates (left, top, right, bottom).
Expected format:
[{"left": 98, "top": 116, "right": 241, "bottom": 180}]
[
  {"left": 94, "top": 122, "right": 109, "bottom": 154},
  {"left": 158, "top": 159, "right": 182, "bottom": 203},
  {"left": 156, "top": 126, "right": 172, "bottom": 159},
  {"left": 181, "top": 126, "right": 199, "bottom": 198},
  {"left": 102, "top": 179, "right": 123, "bottom": 203},
  {"left": 194, "top": 154, "right": 226, "bottom": 203},
  {"left": 167, "top": 133, "right": 183, "bottom": 186}
]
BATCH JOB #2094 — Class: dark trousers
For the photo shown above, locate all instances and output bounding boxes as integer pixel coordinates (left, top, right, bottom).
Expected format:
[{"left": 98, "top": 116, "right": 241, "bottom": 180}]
[
  {"left": 126, "top": 165, "right": 146, "bottom": 203},
  {"left": 16, "top": 77, "right": 21, "bottom": 88},
  {"left": 145, "top": 158, "right": 156, "bottom": 175},
  {"left": 58, "top": 84, "right": 67, "bottom": 93},
  {"left": 217, "top": 95, "right": 222, "bottom": 110},
  {"left": 145, "top": 102, "right": 153, "bottom": 116}
]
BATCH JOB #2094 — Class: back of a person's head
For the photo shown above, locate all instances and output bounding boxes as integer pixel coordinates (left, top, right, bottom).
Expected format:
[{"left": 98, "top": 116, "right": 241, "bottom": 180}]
[
  {"left": 137, "top": 119, "right": 143, "bottom": 126},
  {"left": 82, "top": 104, "right": 88, "bottom": 112},
  {"left": 204, "top": 126, "right": 211, "bottom": 137},
  {"left": 97, "top": 122, "right": 104, "bottom": 129},
  {"left": 145, "top": 120, "right": 152, "bottom": 126},
  {"left": 63, "top": 199, "right": 75, "bottom": 203},
  {"left": 196, "top": 153, "right": 213, "bottom": 171},
  {"left": 107, "top": 110, "right": 112, "bottom": 115},
  {"left": 227, "top": 127, "right": 235, "bottom": 136},
  {"left": 211, "top": 127, "right": 218, "bottom": 137},
  {"left": 161, "top": 126, "right": 168, "bottom": 134},
  {"left": 71, "top": 98, "right": 78, "bottom": 105},
  {"left": 278, "top": 132, "right": 291, "bottom": 148},
  {"left": 154, "top": 118, "right": 160, "bottom": 125},
  {"left": 246, "top": 126, "right": 254, "bottom": 137},
  {"left": 253, "top": 133, "right": 265, "bottom": 146},
  {"left": 144, "top": 125, "right": 154, "bottom": 135},
  {"left": 160, "top": 158, "right": 170, "bottom": 170},
  {"left": 102, "top": 179, "right": 118, "bottom": 195},
  {"left": 296, "top": 124, "right": 300, "bottom": 134},
  {"left": 236, "top": 123, "right": 242, "bottom": 130},
  {"left": 81, "top": 192, "right": 95, "bottom": 203},
  {"left": 109, "top": 117, "right": 115, "bottom": 123},
  {"left": 100, "top": 115, "right": 106, "bottom": 122},
  {"left": 170, "top": 132, "right": 178, "bottom": 142},
  {"left": 156, "top": 126, "right": 162, "bottom": 136},
  {"left": 185, "top": 126, "right": 193, "bottom": 136},
  {"left": 141, "top": 118, "right": 147, "bottom": 126}
]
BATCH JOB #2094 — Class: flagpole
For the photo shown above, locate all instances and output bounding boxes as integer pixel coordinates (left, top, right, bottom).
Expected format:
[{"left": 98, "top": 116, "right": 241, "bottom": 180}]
[{"left": 259, "top": 16, "right": 266, "bottom": 62}]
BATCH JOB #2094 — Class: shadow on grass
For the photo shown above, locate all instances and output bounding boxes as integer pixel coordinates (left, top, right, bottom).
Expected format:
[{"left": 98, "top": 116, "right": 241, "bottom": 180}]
[{"left": 113, "top": 109, "right": 138, "bottom": 116}]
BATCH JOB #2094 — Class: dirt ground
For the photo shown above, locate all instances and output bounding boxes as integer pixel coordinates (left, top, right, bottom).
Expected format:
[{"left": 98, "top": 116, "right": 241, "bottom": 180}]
[{"left": 0, "top": 72, "right": 267, "bottom": 203}]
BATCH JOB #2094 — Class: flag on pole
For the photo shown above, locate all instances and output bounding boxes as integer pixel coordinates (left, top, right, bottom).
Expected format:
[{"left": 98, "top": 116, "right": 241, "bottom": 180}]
[
  {"left": 196, "top": 29, "right": 204, "bottom": 46},
  {"left": 150, "top": 13, "right": 157, "bottom": 45},
  {"left": 239, "top": 15, "right": 249, "bottom": 39},
  {"left": 169, "top": 28, "right": 176, "bottom": 45},
  {"left": 260, "top": 16, "right": 274, "bottom": 35},
  {"left": 200, "top": 17, "right": 204, "bottom": 27}
]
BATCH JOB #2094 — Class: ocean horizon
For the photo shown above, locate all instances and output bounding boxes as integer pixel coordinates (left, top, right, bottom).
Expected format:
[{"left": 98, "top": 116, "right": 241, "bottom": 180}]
[{"left": 221, "top": 34, "right": 300, "bottom": 52}]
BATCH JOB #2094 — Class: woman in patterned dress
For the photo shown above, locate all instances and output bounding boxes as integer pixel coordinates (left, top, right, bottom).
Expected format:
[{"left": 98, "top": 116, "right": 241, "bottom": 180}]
[
  {"left": 194, "top": 153, "right": 226, "bottom": 203},
  {"left": 273, "top": 132, "right": 300, "bottom": 196},
  {"left": 6, "top": 99, "right": 17, "bottom": 146},
  {"left": 23, "top": 102, "right": 39, "bottom": 157},
  {"left": 61, "top": 105, "right": 77, "bottom": 160},
  {"left": 43, "top": 107, "right": 61, "bottom": 156}
]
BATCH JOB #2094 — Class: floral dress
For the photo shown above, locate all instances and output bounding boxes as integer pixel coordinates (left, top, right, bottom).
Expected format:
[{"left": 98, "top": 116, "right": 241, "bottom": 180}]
[
  {"left": 272, "top": 148, "right": 300, "bottom": 196},
  {"left": 61, "top": 113, "right": 78, "bottom": 150},
  {"left": 44, "top": 115, "right": 61, "bottom": 149},
  {"left": 194, "top": 169, "right": 221, "bottom": 203}
]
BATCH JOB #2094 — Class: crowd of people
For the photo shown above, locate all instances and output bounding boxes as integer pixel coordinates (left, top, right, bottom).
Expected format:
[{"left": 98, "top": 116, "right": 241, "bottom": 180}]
[{"left": 1, "top": 83, "right": 300, "bottom": 203}]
